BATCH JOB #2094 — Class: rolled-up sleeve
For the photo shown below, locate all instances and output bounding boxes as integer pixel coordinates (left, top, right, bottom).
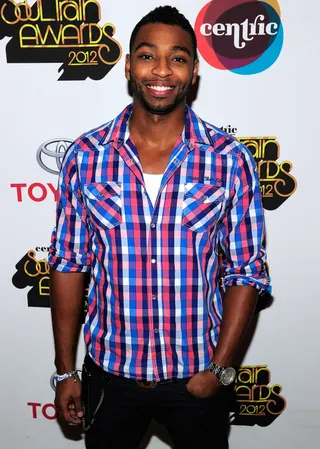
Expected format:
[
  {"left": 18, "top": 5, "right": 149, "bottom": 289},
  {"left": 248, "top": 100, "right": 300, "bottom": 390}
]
[
  {"left": 48, "top": 144, "right": 92, "bottom": 272},
  {"left": 218, "top": 146, "right": 271, "bottom": 294}
]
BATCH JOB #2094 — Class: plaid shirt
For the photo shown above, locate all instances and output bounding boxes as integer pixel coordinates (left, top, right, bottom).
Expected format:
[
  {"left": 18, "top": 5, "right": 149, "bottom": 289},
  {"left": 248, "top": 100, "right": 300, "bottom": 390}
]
[{"left": 48, "top": 104, "right": 270, "bottom": 381}]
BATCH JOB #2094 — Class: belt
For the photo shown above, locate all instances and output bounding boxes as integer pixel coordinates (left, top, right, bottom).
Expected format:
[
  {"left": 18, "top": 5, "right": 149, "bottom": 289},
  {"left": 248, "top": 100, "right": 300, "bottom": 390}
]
[
  {"left": 135, "top": 380, "right": 159, "bottom": 389},
  {"left": 108, "top": 373, "right": 186, "bottom": 389},
  {"left": 135, "top": 378, "right": 186, "bottom": 389}
]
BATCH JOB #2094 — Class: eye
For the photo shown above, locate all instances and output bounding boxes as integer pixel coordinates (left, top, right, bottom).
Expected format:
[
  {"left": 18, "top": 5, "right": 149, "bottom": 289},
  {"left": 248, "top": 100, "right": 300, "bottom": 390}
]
[
  {"left": 139, "top": 54, "right": 153, "bottom": 60},
  {"left": 173, "top": 57, "right": 187, "bottom": 63}
]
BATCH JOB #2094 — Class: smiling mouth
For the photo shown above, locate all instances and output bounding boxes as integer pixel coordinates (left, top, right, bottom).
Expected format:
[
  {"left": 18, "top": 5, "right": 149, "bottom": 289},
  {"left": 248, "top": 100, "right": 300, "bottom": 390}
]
[
  {"left": 144, "top": 83, "right": 176, "bottom": 98},
  {"left": 146, "top": 85, "right": 174, "bottom": 92}
]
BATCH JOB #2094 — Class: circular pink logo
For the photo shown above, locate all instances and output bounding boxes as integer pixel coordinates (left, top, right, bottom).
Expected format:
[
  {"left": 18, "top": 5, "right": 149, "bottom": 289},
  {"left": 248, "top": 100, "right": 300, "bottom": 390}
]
[{"left": 195, "top": 0, "right": 284, "bottom": 75}]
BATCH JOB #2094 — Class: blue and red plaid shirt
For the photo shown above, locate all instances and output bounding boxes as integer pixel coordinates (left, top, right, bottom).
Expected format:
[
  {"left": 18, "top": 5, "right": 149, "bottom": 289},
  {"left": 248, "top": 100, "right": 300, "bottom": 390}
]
[{"left": 48, "top": 104, "right": 270, "bottom": 381}]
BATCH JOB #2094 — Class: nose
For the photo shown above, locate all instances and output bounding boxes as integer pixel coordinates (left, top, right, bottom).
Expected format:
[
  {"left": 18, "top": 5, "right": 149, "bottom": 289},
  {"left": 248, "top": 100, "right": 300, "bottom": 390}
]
[{"left": 152, "top": 56, "right": 173, "bottom": 78}]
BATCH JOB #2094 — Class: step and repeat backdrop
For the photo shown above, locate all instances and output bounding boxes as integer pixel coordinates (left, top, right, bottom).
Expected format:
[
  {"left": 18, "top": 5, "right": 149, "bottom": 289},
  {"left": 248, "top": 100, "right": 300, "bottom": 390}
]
[{"left": 1, "top": 0, "right": 319, "bottom": 448}]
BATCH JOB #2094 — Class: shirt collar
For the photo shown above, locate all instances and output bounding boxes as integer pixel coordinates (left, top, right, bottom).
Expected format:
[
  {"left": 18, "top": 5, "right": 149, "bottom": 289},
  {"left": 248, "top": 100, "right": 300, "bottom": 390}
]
[
  {"left": 182, "top": 105, "right": 212, "bottom": 148},
  {"left": 100, "top": 104, "right": 133, "bottom": 147},
  {"left": 100, "top": 103, "right": 213, "bottom": 149}
]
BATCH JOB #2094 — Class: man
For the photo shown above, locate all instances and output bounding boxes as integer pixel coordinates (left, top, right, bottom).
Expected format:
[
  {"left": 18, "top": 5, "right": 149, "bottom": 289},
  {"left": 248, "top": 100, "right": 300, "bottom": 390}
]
[{"left": 49, "top": 6, "right": 270, "bottom": 449}]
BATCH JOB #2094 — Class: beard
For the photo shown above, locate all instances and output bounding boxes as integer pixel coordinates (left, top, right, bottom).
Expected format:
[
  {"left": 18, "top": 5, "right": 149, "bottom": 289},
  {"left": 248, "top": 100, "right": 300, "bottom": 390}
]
[{"left": 129, "top": 73, "right": 191, "bottom": 115}]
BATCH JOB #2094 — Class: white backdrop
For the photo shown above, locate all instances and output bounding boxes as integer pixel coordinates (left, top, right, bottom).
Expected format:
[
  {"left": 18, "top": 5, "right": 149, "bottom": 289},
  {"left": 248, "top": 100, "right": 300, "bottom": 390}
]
[{"left": 1, "top": 0, "right": 319, "bottom": 448}]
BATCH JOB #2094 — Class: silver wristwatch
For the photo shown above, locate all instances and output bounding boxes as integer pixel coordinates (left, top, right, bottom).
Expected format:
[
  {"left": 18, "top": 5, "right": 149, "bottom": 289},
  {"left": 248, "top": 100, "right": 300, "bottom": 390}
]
[{"left": 208, "top": 362, "right": 236, "bottom": 386}]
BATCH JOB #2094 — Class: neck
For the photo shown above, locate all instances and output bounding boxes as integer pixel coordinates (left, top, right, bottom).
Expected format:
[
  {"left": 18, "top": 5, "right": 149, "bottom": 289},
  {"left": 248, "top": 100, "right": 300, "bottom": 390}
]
[{"left": 129, "top": 99, "right": 186, "bottom": 146}]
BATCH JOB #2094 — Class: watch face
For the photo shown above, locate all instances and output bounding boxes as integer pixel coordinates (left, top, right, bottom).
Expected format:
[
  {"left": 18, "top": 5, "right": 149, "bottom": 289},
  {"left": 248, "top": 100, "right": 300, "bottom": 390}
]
[{"left": 220, "top": 367, "right": 236, "bottom": 386}]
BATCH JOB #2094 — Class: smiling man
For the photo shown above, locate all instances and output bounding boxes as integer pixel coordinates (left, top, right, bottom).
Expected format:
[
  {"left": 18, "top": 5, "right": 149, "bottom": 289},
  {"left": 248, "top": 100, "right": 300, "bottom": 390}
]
[{"left": 49, "top": 6, "right": 270, "bottom": 449}]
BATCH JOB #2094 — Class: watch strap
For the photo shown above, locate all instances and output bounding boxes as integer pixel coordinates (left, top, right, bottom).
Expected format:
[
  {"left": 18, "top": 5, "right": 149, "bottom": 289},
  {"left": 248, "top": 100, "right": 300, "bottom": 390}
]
[
  {"left": 208, "top": 362, "right": 236, "bottom": 386},
  {"left": 208, "top": 362, "right": 224, "bottom": 379}
]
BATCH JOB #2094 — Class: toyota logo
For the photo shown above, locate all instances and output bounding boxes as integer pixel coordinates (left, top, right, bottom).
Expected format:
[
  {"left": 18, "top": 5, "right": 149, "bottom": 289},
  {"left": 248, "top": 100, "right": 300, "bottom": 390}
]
[{"left": 37, "top": 139, "right": 73, "bottom": 175}]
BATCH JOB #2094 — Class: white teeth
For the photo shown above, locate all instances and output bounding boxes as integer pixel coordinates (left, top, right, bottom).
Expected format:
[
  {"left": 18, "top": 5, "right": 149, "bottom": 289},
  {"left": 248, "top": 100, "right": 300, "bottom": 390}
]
[{"left": 148, "top": 85, "right": 172, "bottom": 91}]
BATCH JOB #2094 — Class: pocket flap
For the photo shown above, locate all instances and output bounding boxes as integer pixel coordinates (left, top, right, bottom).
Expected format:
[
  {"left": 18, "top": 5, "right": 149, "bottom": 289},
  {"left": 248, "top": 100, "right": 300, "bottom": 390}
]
[
  {"left": 84, "top": 182, "right": 121, "bottom": 200},
  {"left": 184, "top": 183, "right": 225, "bottom": 204}
]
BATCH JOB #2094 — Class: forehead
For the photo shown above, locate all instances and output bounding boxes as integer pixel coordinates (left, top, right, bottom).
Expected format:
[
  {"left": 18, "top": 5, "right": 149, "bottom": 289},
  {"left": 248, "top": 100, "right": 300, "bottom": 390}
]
[{"left": 132, "top": 23, "right": 193, "bottom": 53}]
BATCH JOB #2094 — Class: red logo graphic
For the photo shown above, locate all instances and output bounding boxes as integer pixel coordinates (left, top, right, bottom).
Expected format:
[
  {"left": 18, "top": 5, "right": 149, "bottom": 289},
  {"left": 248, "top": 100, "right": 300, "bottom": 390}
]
[
  {"left": 10, "top": 182, "right": 57, "bottom": 202},
  {"left": 27, "top": 402, "right": 57, "bottom": 420}
]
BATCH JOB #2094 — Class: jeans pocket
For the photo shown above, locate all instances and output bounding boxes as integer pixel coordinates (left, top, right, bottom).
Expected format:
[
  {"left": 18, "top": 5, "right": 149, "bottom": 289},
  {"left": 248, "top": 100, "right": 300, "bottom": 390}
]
[
  {"left": 182, "top": 381, "right": 200, "bottom": 400},
  {"left": 182, "top": 381, "right": 213, "bottom": 402},
  {"left": 81, "top": 357, "right": 107, "bottom": 431}
]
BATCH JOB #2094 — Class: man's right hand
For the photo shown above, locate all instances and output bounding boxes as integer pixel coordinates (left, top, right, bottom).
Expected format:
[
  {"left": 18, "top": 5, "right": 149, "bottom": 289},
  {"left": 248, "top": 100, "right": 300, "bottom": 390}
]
[{"left": 55, "top": 377, "right": 83, "bottom": 425}]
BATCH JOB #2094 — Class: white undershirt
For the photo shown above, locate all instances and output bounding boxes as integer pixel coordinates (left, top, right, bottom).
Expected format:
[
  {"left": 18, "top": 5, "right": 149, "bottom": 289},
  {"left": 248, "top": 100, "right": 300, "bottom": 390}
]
[{"left": 143, "top": 173, "right": 163, "bottom": 206}]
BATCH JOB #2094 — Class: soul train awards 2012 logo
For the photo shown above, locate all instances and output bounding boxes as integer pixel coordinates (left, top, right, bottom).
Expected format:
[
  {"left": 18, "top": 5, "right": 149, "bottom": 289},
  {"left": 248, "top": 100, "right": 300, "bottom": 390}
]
[
  {"left": 237, "top": 135, "right": 297, "bottom": 210},
  {"left": 12, "top": 249, "right": 51, "bottom": 307},
  {"left": 230, "top": 364, "right": 286, "bottom": 426},
  {"left": 195, "top": 0, "right": 284, "bottom": 75},
  {"left": 12, "top": 248, "right": 89, "bottom": 320},
  {"left": 0, "top": 0, "right": 122, "bottom": 80}
]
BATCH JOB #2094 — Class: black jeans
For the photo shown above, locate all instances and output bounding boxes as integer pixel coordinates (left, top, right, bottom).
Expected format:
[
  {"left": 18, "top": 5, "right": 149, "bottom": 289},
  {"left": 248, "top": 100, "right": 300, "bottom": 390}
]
[{"left": 82, "top": 355, "right": 230, "bottom": 449}]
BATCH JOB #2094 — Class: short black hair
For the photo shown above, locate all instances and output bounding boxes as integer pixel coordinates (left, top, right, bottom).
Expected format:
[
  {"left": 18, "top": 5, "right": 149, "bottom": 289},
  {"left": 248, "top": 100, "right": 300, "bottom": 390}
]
[{"left": 129, "top": 6, "right": 198, "bottom": 60}]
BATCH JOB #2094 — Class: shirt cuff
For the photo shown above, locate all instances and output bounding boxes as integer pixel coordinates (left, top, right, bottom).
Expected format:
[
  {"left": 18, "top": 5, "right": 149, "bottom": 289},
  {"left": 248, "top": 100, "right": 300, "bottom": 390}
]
[
  {"left": 221, "top": 274, "right": 272, "bottom": 295},
  {"left": 48, "top": 253, "right": 91, "bottom": 273}
]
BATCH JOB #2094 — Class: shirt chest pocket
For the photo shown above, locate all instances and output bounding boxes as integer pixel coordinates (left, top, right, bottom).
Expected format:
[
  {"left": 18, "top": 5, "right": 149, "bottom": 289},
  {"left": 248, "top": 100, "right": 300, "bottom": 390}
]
[
  {"left": 84, "top": 182, "right": 122, "bottom": 230},
  {"left": 181, "top": 183, "right": 225, "bottom": 233}
]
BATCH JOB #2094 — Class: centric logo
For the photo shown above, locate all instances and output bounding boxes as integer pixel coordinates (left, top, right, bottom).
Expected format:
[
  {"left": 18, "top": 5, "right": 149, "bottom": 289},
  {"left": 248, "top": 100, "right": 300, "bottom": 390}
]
[
  {"left": 37, "top": 139, "right": 72, "bottom": 175},
  {"left": 195, "top": 0, "right": 284, "bottom": 75}
]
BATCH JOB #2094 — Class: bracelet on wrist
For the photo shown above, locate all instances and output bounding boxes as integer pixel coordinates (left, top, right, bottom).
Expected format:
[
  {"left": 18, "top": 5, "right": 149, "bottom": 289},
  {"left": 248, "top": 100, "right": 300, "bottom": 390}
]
[{"left": 54, "top": 369, "right": 79, "bottom": 383}]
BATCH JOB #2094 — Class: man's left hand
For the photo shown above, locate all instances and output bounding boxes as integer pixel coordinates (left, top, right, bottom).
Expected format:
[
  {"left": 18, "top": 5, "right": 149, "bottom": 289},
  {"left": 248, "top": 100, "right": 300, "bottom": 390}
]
[{"left": 185, "top": 369, "right": 221, "bottom": 399}]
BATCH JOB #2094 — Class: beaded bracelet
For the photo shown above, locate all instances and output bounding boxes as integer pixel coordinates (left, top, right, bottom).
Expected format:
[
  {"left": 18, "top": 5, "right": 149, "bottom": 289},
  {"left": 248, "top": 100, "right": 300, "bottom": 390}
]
[{"left": 54, "top": 369, "right": 79, "bottom": 383}]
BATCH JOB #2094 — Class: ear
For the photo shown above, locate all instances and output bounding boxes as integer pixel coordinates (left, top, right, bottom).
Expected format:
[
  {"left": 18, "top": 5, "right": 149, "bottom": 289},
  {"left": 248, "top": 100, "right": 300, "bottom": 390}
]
[
  {"left": 125, "top": 54, "right": 131, "bottom": 81},
  {"left": 192, "top": 59, "right": 199, "bottom": 85}
]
